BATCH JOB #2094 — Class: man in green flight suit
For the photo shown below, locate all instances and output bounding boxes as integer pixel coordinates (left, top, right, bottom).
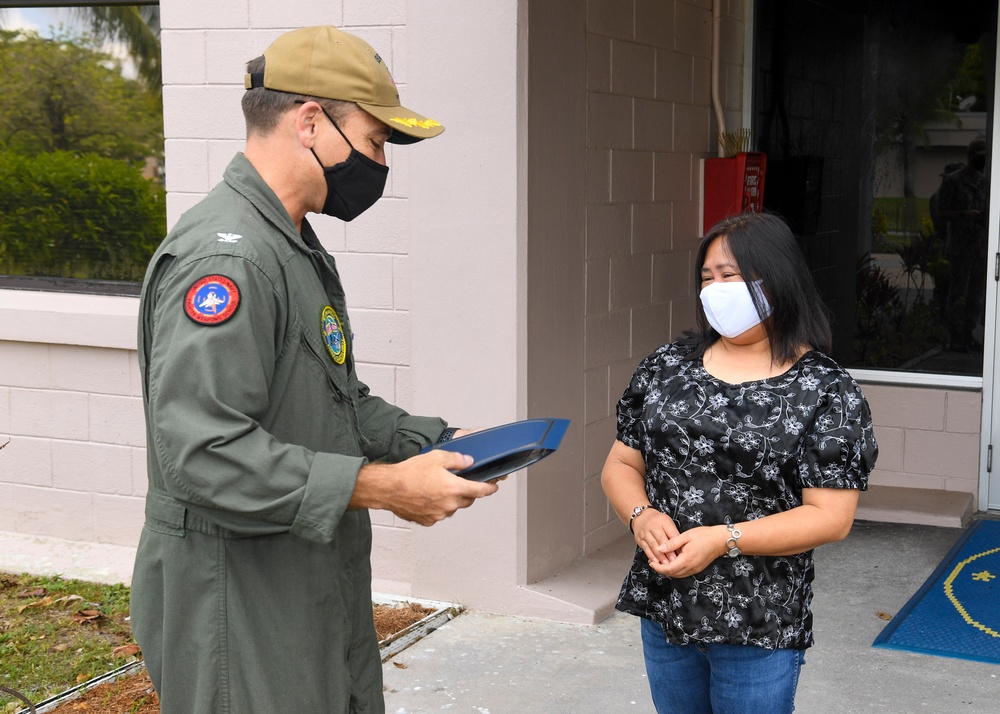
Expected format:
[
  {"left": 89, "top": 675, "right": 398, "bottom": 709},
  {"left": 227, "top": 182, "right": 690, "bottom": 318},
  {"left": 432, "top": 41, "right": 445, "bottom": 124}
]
[{"left": 131, "top": 25, "right": 499, "bottom": 713}]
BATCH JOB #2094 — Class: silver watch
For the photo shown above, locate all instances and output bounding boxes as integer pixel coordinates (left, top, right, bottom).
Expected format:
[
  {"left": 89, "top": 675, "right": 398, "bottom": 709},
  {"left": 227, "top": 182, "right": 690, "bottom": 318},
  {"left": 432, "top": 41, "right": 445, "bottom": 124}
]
[
  {"left": 629, "top": 505, "right": 655, "bottom": 533},
  {"left": 725, "top": 523, "right": 742, "bottom": 558}
]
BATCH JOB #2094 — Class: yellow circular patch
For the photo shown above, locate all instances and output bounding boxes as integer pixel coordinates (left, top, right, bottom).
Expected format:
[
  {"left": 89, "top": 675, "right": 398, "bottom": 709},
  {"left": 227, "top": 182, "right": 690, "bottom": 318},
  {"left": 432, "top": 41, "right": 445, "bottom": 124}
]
[
  {"left": 320, "top": 305, "right": 347, "bottom": 365},
  {"left": 944, "top": 546, "right": 1000, "bottom": 638}
]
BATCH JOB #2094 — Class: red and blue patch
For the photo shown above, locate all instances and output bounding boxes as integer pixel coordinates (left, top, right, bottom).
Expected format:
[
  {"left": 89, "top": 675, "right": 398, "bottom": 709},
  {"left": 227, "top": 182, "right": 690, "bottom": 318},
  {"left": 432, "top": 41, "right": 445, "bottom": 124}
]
[{"left": 184, "top": 275, "right": 240, "bottom": 326}]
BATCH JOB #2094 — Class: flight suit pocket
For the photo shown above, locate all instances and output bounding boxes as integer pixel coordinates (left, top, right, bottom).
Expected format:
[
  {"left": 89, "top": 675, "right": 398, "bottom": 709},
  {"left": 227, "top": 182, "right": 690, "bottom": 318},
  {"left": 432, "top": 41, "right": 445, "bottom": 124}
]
[
  {"left": 144, "top": 490, "right": 186, "bottom": 537},
  {"left": 269, "top": 311, "right": 362, "bottom": 455},
  {"left": 299, "top": 329, "right": 351, "bottom": 403}
]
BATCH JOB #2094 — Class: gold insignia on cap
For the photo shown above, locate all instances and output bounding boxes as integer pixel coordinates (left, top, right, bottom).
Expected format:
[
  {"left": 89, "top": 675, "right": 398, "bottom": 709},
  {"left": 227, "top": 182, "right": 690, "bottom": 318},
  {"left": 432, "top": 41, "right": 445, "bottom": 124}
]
[{"left": 389, "top": 117, "right": 442, "bottom": 130}]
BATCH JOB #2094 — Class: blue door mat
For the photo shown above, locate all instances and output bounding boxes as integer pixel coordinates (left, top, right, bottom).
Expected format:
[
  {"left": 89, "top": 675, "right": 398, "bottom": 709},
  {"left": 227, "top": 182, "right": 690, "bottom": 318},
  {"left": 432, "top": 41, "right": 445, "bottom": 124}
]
[{"left": 873, "top": 519, "right": 1000, "bottom": 664}]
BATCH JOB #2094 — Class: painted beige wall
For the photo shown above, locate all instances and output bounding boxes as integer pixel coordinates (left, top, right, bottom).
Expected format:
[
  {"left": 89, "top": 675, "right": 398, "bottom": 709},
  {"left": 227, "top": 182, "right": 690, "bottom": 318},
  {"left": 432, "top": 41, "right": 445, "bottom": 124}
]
[
  {"left": 522, "top": 0, "right": 589, "bottom": 585},
  {"left": 578, "top": 0, "right": 747, "bottom": 559},
  {"left": 385, "top": 0, "right": 526, "bottom": 608}
]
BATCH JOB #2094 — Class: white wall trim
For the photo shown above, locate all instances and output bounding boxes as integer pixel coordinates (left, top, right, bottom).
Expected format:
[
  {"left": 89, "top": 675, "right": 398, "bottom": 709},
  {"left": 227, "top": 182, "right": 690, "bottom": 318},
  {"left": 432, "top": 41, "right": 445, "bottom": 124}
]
[
  {"left": 852, "top": 368, "right": 983, "bottom": 391},
  {"left": 742, "top": 0, "right": 755, "bottom": 134},
  {"left": 0, "top": 289, "right": 138, "bottom": 351}
]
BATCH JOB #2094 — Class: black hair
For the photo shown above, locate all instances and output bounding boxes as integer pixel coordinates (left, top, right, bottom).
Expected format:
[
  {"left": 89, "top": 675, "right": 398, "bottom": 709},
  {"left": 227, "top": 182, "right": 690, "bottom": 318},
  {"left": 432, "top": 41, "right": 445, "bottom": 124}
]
[
  {"left": 683, "top": 212, "right": 832, "bottom": 364},
  {"left": 241, "top": 55, "right": 355, "bottom": 136}
]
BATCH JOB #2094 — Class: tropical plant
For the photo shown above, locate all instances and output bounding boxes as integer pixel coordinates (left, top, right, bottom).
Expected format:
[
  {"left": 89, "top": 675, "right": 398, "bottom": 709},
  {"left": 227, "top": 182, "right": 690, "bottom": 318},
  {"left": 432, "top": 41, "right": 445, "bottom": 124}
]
[
  {"left": 855, "top": 253, "right": 904, "bottom": 367},
  {"left": 949, "top": 40, "right": 987, "bottom": 112},
  {"left": 0, "top": 149, "right": 165, "bottom": 281},
  {"left": 0, "top": 28, "right": 162, "bottom": 162}
]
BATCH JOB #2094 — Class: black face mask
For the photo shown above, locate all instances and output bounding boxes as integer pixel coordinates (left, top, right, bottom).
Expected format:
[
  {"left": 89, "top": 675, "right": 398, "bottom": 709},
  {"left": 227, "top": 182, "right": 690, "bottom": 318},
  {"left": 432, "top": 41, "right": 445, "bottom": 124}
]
[{"left": 311, "top": 107, "right": 389, "bottom": 221}]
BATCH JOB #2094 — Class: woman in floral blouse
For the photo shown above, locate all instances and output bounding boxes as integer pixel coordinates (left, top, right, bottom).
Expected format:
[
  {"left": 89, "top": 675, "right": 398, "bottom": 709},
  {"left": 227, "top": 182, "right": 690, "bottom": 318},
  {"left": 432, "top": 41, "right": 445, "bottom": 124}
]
[{"left": 602, "top": 212, "right": 877, "bottom": 714}]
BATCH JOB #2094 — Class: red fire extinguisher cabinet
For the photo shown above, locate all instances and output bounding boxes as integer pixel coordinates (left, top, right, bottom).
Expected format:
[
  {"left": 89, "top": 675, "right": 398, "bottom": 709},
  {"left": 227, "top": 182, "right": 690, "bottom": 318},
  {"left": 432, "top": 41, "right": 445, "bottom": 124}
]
[{"left": 702, "top": 152, "right": 767, "bottom": 233}]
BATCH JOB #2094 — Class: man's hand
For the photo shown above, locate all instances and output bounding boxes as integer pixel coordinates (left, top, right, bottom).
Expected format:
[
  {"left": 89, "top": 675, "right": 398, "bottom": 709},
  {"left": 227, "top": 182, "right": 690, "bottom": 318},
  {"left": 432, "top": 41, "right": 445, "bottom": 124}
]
[
  {"left": 442, "top": 428, "right": 508, "bottom": 482},
  {"left": 352, "top": 449, "right": 499, "bottom": 526}
]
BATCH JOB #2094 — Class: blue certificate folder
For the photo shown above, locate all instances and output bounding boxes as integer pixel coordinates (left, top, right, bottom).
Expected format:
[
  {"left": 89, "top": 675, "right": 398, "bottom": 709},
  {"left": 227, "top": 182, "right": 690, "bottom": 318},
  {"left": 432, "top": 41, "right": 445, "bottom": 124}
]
[{"left": 421, "top": 418, "right": 571, "bottom": 482}]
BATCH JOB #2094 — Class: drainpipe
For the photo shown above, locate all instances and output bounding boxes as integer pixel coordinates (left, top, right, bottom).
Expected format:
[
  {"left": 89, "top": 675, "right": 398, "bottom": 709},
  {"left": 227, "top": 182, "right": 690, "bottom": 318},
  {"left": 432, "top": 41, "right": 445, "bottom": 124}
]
[{"left": 711, "top": 0, "right": 725, "bottom": 157}]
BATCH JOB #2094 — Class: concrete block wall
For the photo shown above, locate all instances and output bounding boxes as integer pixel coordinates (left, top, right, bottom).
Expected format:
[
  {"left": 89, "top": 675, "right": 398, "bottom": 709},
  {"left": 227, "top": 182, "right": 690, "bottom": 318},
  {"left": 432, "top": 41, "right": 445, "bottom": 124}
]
[
  {"left": 582, "top": 0, "right": 747, "bottom": 554},
  {"left": 863, "top": 383, "right": 983, "bottom": 500},
  {"left": 0, "top": 0, "right": 425, "bottom": 551},
  {"left": 159, "top": 1, "right": 416, "bottom": 421},
  {"left": 0, "top": 341, "right": 146, "bottom": 546}
]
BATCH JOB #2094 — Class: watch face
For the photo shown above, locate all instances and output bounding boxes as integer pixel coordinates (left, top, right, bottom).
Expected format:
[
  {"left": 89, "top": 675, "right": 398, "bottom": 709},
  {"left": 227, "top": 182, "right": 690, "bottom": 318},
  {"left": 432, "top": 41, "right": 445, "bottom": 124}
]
[{"left": 633, "top": 507, "right": 645, "bottom": 517}]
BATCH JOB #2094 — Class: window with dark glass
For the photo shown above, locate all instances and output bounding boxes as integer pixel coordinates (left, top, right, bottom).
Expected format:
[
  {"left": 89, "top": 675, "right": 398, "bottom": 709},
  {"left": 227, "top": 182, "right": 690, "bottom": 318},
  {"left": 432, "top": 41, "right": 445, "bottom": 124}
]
[
  {"left": 0, "top": 2, "right": 162, "bottom": 296},
  {"left": 754, "top": 0, "right": 995, "bottom": 377}
]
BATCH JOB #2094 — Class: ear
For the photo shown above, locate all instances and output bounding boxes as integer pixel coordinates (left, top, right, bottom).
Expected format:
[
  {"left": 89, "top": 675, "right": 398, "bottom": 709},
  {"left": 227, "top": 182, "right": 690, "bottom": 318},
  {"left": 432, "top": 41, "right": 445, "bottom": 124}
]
[{"left": 295, "top": 101, "right": 324, "bottom": 149}]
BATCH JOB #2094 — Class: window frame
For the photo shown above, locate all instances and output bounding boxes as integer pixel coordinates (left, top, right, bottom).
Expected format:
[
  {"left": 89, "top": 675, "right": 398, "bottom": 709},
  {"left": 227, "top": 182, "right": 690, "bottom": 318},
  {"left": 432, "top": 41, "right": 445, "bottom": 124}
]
[{"left": 0, "top": 1, "right": 153, "bottom": 8}]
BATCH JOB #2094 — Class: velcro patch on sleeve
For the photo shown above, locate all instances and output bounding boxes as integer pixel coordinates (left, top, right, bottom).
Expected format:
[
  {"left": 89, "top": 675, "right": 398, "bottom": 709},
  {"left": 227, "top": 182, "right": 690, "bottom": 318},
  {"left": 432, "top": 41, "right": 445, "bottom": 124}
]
[{"left": 184, "top": 275, "right": 241, "bottom": 326}]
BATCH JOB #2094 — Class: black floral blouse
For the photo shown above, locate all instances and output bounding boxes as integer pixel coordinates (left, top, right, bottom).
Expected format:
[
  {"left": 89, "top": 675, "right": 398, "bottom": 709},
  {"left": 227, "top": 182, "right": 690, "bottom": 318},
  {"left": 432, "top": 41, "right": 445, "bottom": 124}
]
[{"left": 615, "top": 341, "right": 877, "bottom": 650}]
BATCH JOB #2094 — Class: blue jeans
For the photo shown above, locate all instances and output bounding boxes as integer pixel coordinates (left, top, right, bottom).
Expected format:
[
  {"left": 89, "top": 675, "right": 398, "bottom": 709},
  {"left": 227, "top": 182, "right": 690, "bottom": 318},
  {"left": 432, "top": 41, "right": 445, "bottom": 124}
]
[{"left": 640, "top": 617, "right": 804, "bottom": 714}]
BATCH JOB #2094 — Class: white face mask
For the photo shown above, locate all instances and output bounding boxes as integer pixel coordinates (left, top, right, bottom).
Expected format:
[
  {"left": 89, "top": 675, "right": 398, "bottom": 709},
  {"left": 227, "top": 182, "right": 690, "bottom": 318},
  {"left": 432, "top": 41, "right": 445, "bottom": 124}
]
[{"left": 699, "top": 280, "right": 772, "bottom": 338}]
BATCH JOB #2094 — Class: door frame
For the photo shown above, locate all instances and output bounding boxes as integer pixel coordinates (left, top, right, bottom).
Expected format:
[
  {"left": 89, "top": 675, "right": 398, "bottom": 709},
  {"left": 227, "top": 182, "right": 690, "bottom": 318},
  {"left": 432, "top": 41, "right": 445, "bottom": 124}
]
[{"left": 982, "top": 6, "right": 1000, "bottom": 511}]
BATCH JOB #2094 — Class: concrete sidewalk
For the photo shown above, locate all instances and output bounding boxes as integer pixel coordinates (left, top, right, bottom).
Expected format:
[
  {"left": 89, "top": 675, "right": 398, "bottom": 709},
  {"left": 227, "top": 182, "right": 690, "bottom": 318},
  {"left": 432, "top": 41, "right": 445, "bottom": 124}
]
[
  {"left": 381, "top": 521, "right": 1000, "bottom": 713},
  {"left": 2, "top": 521, "right": 998, "bottom": 712}
]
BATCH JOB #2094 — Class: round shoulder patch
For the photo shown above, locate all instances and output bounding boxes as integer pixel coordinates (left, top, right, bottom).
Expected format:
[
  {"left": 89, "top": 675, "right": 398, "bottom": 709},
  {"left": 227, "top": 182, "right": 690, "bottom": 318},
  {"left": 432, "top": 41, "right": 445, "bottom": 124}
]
[
  {"left": 184, "top": 275, "right": 241, "bottom": 326},
  {"left": 321, "top": 305, "right": 347, "bottom": 364}
]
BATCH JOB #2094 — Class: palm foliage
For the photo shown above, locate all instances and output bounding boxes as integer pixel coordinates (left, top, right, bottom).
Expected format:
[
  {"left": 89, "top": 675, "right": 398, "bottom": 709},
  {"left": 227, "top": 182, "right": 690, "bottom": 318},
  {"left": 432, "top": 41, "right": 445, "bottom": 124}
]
[
  {"left": 73, "top": 5, "right": 161, "bottom": 90},
  {"left": 0, "top": 4, "right": 160, "bottom": 90}
]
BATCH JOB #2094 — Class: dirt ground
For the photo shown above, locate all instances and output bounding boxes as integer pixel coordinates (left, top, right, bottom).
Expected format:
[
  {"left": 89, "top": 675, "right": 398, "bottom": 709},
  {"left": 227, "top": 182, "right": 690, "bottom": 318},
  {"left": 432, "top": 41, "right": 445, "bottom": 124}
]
[{"left": 32, "top": 602, "right": 433, "bottom": 714}]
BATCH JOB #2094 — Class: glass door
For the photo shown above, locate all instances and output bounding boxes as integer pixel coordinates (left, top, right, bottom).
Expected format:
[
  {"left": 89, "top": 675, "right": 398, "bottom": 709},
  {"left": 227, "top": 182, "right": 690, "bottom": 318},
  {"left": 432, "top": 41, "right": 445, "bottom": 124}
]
[{"left": 753, "top": 0, "right": 999, "bottom": 511}]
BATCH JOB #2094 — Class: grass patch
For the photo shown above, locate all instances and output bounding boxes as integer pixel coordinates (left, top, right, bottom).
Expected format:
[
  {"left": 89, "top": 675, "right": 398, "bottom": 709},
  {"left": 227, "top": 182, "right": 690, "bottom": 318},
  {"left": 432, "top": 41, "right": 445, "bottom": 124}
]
[
  {"left": 0, "top": 571, "right": 438, "bottom": 713},
  {"left": 0, "top": 572, "right": 135, "bottom": 713}
]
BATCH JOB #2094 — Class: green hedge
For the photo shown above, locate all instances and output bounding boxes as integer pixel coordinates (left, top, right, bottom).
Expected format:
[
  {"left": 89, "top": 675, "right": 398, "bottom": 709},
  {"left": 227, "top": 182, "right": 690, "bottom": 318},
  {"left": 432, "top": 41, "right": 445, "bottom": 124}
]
[{"left": 0, "top": 150, "right": 164, "bottom": 282}]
